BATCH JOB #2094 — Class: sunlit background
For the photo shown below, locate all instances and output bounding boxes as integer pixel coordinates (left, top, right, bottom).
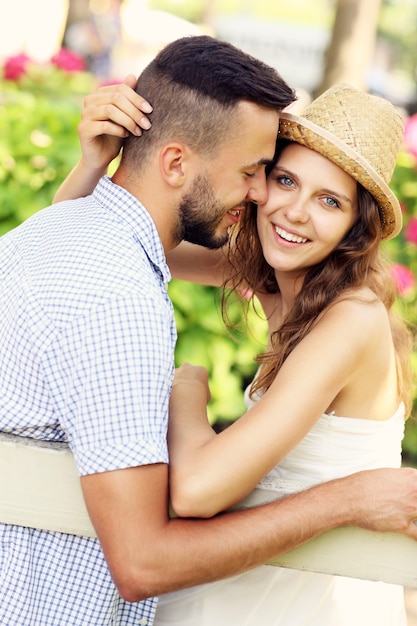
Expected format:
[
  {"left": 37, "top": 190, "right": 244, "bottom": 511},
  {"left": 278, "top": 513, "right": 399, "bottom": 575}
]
[
  {"left": 1, "top": 1, "right": 417, "bottom": 618},
  {"left": 1, "top": 0, "right": 417, "bottom": 111}
]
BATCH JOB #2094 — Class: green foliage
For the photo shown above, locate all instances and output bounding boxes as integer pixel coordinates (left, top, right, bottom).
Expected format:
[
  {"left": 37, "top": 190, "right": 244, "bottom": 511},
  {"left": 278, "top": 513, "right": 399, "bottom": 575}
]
[
  {"left": 0, "top": 64, "right": 96, "bottom": 234},
  {"left": 169, "top": 280, "right": 267, "bottom": 423},
  {"left": 1, "top": 52, "right": 417, "bottom": 463},
  {"left": 383, "top": 148, "right": 417, "bottom": 464},
  {"left": 148, "top": 0, "right": 208, "bottom": 23},
  {"left": 379, "top": 0, "right": 417, "bottom": 79},
  {"left": 148, "top": 0, "right": 333, "bottom": 26}
]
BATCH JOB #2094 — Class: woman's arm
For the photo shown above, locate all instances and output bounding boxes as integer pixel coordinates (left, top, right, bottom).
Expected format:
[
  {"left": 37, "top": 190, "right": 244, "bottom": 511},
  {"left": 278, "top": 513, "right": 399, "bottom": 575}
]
[
  {"left": 167, "top": 243, "right": 231, "bottom": 286},
  {"left": 168, "top": 298, "right": 394, "bottom": 518},
  {"left": 53, "top": 76, "right": 152, "bottom": 203}
]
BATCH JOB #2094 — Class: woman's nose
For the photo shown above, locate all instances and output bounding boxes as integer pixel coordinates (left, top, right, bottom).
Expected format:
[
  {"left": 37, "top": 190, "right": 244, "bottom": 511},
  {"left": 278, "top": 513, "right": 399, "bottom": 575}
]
[{"left": 284, "top": 198, "right": 309, "bottom": 222}]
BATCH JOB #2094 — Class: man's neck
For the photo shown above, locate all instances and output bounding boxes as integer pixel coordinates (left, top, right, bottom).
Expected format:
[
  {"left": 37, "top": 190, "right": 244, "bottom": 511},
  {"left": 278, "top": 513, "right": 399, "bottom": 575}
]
[{"left": 111, "top": 170, "right": 178, "bottom": 254}]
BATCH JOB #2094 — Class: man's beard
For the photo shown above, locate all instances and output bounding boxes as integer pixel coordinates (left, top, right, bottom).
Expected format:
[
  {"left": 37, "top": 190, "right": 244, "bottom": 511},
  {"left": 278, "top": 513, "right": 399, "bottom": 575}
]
[{"left": 175, "top": 175, "right": 230, "bottom": 250}]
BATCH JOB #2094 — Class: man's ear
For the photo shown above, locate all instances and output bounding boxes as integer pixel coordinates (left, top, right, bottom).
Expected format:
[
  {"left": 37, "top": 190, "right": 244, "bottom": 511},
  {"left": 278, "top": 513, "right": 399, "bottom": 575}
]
[{"left": 159, "top": 143, "right": 192, "bottom": 188}]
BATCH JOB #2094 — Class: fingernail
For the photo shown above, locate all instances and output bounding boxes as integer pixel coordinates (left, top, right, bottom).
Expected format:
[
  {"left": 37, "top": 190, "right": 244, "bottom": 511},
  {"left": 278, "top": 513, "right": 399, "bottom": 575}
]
[
  {"left": 141, "top": 102, "right": 153, "bottom": 113},
  {"left": 141, "top": 117, "right": 152, "bottom": 130}
]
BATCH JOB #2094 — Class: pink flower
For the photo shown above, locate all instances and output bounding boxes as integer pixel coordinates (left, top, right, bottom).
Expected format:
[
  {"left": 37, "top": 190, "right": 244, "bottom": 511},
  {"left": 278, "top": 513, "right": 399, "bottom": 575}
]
[
  {"left": 405, "top": 217, "right": 417, "bottom": 245},
  {"left": 240, "top": 288, "right": 254, "bottom": 300},
  {"left": 3, "top": 53, "right": 32, "bottom": 80},
  {"left": 50, "top": 48, "right": 85, "bottom": 73},
  {"left": 404, "top": 114, "right": 417, "bottom": 160},
  {"left": 390, "top": 263, "right": 415, "bottom": 295},
  {"left": 99, "top": 78, "right": 123, "bottom": 87}
]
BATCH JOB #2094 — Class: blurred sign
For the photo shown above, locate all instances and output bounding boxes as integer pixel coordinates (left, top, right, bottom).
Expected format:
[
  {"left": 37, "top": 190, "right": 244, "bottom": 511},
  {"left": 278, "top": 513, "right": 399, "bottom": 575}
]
[{"left": 214, "top": 15, "right": 330, "bottom": 93}]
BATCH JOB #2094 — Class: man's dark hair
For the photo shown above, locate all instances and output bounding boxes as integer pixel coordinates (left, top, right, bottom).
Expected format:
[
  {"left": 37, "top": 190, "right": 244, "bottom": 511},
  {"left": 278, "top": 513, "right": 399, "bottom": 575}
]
[{"left": 122, "top": 35, "right": 296, "bottom": 169}]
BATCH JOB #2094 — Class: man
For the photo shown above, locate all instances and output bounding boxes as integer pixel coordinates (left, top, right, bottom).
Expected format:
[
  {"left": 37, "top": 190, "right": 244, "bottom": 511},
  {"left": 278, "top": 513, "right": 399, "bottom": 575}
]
[{"left": 1, "top": 35, "right": 417, "bottom": 626}]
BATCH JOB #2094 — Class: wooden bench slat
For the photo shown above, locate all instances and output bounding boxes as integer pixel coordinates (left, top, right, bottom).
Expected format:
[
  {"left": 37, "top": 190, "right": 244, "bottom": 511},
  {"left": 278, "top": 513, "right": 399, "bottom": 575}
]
[{"left": 1, "top": 433, "right": 416, "bottom": 586}]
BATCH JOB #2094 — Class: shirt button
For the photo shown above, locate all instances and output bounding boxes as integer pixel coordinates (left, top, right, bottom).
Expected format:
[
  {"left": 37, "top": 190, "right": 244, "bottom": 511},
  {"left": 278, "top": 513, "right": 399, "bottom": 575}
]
[{"left": 139, "top": 619, "right": 148, "bottom": 625}]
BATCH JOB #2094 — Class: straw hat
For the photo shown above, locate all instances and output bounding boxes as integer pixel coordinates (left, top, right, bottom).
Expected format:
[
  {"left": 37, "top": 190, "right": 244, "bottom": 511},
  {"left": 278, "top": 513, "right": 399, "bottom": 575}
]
[{"left": 279, "top": 83, "right": 404, "bottom": 239}]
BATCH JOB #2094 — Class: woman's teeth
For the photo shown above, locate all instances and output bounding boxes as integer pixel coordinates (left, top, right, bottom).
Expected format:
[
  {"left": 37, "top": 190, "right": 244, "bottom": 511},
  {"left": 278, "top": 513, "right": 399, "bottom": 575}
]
[{"left": 275, "top": 226, "right": 307, "bottom": 244}]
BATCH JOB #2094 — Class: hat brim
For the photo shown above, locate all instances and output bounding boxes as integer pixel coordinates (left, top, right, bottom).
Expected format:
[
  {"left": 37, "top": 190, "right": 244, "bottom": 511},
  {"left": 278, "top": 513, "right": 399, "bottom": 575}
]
[{"left": 279, "top": 112, "right": 402, "bottom": 240}]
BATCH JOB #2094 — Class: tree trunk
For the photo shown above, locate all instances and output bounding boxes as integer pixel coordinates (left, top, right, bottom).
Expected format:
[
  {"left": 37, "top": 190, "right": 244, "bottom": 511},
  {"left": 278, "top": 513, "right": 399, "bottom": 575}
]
[{"left": 314, "top": 0, "right": 382, "bottom": 97}]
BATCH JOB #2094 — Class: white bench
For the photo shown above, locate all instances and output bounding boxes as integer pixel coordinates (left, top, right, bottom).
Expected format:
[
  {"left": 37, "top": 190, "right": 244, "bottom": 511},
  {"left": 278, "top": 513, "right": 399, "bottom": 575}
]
[{"left": 1, "top": 432, "right": 416, "bottom": 587}]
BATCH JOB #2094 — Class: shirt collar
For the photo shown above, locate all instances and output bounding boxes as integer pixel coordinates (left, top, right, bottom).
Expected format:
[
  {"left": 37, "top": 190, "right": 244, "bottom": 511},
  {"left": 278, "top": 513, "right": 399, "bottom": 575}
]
[{"left": 93, "top": 176, "right": 171, "bottom": 285}]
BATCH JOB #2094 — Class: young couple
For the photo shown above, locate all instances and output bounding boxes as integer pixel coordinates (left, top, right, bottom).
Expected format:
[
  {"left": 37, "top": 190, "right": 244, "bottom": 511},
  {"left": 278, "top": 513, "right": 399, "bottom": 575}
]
[
  {"left": 57, "top": 40, "right": 414, "bottom": 625},
  {"left": 1, "top": 35, "right": 416, "bottom": 626}
]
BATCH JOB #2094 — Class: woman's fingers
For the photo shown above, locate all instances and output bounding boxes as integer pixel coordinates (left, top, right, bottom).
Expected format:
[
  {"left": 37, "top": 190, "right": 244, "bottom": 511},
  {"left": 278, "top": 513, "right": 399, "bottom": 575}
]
[{"left": 81, "top": 77, "right": 152, "bottom": 135}]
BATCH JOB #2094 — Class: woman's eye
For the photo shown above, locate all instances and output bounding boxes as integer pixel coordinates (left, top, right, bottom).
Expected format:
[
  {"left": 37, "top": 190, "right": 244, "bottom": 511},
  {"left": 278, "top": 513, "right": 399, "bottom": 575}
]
[
  {"left": 324, "top": 196, "right": 340, "bottom": 208},
  {"left": 277, "top": 175, "right": 293, "bottom": 187}
]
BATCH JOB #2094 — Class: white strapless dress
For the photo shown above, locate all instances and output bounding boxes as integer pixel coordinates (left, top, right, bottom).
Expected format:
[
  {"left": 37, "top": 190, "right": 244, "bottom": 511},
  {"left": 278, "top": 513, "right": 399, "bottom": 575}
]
[{"left": 154, "top": 392, "right": 407, "bottom": 626}]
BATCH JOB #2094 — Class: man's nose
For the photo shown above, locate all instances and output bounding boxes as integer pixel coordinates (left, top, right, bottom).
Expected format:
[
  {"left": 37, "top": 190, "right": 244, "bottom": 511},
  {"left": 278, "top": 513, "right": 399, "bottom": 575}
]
[{"left": 246, "top": 172, "right": 268, "bottom": 205}]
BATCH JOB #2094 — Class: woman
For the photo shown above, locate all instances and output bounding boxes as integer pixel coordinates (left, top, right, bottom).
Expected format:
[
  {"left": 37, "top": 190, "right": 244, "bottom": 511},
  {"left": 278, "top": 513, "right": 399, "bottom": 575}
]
[{"left": 55, "top": 82, "right": 413, "bottom": 625}]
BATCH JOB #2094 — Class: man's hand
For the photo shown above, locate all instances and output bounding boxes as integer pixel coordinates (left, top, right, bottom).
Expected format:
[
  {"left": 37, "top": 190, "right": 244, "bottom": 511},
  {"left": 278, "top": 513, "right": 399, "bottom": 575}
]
[{"left": 339, "top": 467, "right": 417, "bottom": 538}]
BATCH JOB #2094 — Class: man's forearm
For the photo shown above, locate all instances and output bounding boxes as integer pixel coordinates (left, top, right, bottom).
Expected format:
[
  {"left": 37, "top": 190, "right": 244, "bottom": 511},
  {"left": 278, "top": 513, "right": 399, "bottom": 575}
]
[{"left": 107, "top": 468, "right": 417, "bottom": 602}]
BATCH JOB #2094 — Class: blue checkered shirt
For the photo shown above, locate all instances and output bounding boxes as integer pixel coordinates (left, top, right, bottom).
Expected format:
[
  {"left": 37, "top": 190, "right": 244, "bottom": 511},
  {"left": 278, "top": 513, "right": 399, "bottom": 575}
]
[{"left": 0, "top": 176, "right": 176, "bottom": 625}]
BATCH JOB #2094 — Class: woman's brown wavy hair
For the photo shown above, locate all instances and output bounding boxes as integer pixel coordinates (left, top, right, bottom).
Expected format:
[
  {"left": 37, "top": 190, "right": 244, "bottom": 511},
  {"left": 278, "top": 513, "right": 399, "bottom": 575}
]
[{"left": 223, "top": 153, "right": 414, "bottom": 417}]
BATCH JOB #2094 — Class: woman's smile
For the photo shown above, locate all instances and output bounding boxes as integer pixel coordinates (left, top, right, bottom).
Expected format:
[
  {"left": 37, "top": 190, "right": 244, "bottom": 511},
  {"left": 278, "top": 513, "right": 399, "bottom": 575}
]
[{"left": 273, "top": 224, "right": 309, "bottom": 245}]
